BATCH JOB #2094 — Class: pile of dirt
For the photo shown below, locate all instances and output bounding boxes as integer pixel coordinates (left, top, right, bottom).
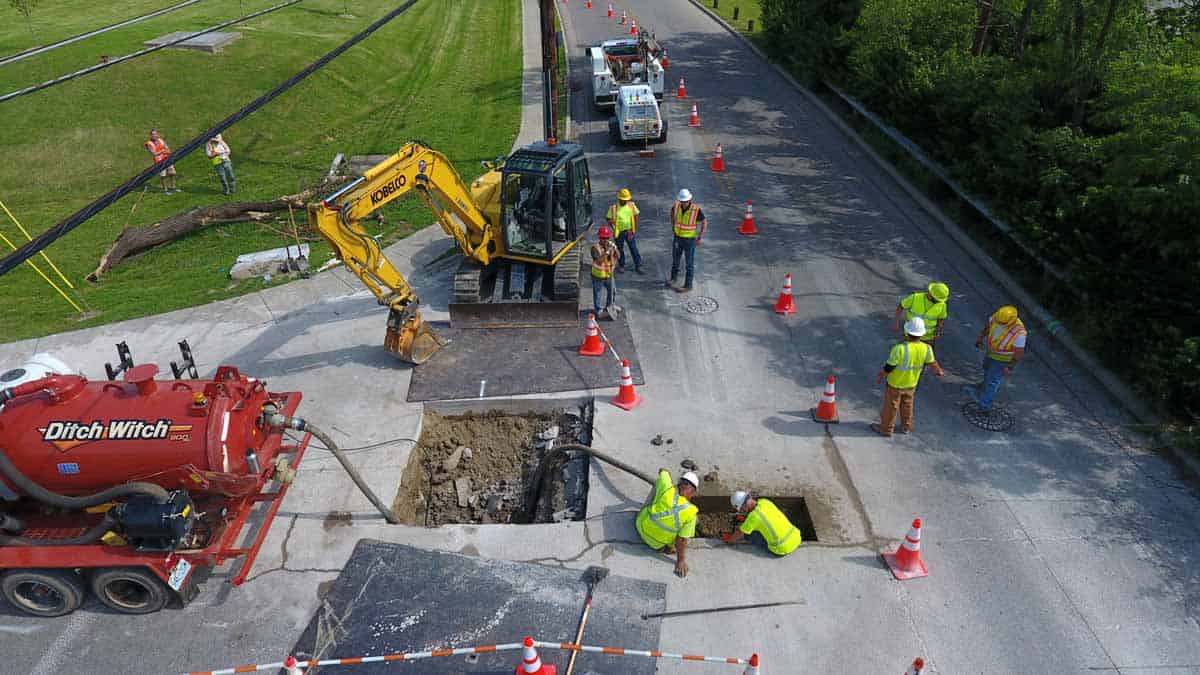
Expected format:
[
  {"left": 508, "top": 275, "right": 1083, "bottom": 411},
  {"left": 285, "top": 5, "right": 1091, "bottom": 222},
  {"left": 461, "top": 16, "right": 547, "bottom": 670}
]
[
  {"left": 393, "top": 409, "right": 589, "bottom": 527},
  {"left": 696, "top": 511, "right": 738, "bottom": 539}
]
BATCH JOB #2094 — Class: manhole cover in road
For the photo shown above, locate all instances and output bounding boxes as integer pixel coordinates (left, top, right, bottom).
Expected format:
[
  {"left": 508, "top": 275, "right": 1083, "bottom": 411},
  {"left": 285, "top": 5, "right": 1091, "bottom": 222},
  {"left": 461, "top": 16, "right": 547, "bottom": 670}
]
[
  {"left": 684, "top": 296, "right": 718, "bottom": 314},
  {"left": 962, "top": 402, "right": 1014, "bottom": 432}
]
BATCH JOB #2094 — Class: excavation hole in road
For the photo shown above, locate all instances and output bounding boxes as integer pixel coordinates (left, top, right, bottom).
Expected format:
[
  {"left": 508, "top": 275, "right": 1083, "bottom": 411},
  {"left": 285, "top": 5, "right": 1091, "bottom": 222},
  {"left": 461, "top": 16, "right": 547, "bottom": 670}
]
[
  {"left": 690, "top": 496, "right": 819, "bottom": 542},
  {"left": 392, "top": 403, "right": 593, "bottom": 527}
]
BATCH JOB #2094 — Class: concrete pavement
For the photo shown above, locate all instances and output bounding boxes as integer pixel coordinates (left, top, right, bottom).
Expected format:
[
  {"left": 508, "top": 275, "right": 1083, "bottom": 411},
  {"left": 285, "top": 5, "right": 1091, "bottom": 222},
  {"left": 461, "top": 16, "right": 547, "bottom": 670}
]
[{"left": 2, "top": 0, "right": 1199, "bottom": 673}]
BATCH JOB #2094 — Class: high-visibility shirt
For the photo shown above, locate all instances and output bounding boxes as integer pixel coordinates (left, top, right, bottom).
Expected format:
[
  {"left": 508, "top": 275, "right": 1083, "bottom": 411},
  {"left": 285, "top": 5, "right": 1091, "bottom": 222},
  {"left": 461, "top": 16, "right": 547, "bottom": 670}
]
[
  {"left": 900, "top": 292, "right": 947, "bottom": 340},
  {"left": 636, "top": 470, "right": 698, "bottom": 549},
  {"left": 885, "top": 340, "right": 935, "bottom": 389},
  {"left": 986, "top": 319, "right": 1027, "bottom": 362},
  {"left": 144, "top": 138, "right": 170, "bottom": 162},
  {"left": 739, "top": 498, "right": 801, "bottom": 556},
  {"left": 607, "top": 201, "right": 639, "bottom": 234},
  {"left": 671, "top": 202, "right": 701, "bottom": 238},
  {"left": 591, "top": 242, "right": 616, "bottom": 279},
  {"left": 206, "top": 140, "right": 231, "bottom": 165}
]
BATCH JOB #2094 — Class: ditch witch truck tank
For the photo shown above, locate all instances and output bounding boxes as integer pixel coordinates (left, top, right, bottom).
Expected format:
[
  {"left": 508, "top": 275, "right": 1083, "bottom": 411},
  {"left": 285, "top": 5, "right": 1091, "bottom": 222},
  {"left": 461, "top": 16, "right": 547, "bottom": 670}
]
[
  {"left": 0, "top": 348, "right": 310, "bottom": 617},
  {"left": 588, "top": 30, "right": 667, "bottom": 106}
]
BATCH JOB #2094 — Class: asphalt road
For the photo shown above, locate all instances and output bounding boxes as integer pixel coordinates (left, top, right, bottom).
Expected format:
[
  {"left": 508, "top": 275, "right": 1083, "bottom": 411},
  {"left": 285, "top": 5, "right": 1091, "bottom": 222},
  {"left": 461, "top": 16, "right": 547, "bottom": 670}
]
[{"left": 1, "top": 0, "right": 1198, "bottom": 673}]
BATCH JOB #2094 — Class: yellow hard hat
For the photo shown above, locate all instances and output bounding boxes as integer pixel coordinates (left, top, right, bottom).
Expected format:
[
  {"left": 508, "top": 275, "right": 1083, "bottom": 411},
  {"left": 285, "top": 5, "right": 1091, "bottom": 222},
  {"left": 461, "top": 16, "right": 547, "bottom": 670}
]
[
  {"left": 992, "top": 305, "right": 1018, "bottom": 325},
  {"left": 928, "top": 282, "right": 949, "bottom": 302},
  {"left": 617, "top": 188, "right": 632, "bottom": 201}
]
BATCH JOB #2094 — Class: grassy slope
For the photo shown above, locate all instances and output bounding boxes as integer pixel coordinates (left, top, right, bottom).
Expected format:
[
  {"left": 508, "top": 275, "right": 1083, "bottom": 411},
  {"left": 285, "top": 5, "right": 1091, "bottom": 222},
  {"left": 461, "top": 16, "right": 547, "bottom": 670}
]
[
  {"left": 0, "top": 0, "right": 521, "bottom": 343},
  {"left": 706, "top": 0, "right": 762, "bottom": 36}
]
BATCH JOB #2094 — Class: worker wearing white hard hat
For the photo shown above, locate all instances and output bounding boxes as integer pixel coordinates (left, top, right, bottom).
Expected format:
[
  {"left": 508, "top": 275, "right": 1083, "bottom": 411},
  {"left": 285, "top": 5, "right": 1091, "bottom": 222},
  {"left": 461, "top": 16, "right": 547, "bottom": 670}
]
[
  {"left": 871, "top": 317, "right": 945, "bottom": 437},
  {"left": 665, "top": 188, "right": 707, "bottom": 293},
  {"left": 635, "top": 468, "right": 701, "bottom": 578},
  {"left": 721, "top": 490, "right": 802, "bottom": 556}
]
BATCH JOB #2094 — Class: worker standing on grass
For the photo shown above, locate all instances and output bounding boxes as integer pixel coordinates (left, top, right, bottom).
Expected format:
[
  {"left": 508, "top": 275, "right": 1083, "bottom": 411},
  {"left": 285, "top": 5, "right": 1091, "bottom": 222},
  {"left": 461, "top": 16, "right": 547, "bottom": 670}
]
[
  {"left": 144, "top": 129, "right": 179, "bottom": 194},
  {"left": 205, "top": 134, "right": 236, "bottom": 196},
  {"left": 721, "top": 491, "right": 801, "bottom": 556},
  {"left": 965, "top": 305, "right": 1027, "bottom": 411},
  {"left": 591, "top": 226, "right": 619, "bottom": 320},
  {"left": 871, "top": 317, "right": 945, "bottom": 438},
  {"left": 607, "top": 188, "right": 643, "bottom": 274},
  {"left": 635, "top": 469, "right": 700, "bottom": 578},
  {"left": 665, "top": 188, "right": 707, "bottom": 293},
  {"left": 893, "top": 282, "right": 950, "bottom": 342}
]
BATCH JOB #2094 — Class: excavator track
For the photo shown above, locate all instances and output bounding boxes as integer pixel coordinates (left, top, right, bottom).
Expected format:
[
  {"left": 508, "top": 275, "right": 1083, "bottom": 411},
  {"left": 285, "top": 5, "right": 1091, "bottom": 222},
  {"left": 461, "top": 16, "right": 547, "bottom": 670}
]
[
  {"left": 453, "top": 258, "right": 485, "bottom": 304},
  {"left": 552, "top": 243, "right": 582, "bottom": 301}
]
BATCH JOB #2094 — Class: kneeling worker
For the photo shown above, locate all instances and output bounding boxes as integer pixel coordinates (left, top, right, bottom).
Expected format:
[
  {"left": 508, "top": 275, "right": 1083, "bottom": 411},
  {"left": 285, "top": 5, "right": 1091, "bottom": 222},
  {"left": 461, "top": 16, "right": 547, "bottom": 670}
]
[
  {"left": 636, "top": 469, "right": 700, "bottom": 578},
  {"left": 721, "top": 490, "right": 802, "bottom": 556}
]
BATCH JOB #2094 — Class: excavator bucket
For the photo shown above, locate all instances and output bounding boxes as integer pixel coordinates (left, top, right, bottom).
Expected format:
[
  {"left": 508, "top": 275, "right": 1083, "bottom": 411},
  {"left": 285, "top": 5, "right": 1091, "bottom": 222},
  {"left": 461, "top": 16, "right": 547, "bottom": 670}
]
[
  {"left": 384, "top": 306, "right": 448, "bottom": 365},
  {"left": 448, "top": 301, "right": 581, "bottom": 329}
]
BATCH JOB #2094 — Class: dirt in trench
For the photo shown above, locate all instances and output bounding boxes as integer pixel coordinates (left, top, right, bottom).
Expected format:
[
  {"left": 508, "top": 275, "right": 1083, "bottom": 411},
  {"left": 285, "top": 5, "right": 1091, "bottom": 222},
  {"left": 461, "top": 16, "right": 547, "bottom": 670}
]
[
  {"left": 392, "top": 409, "right": 589, "bottom": 527},
  {"left": 695, "top": 511, "right": 739, "bottom": 539}
]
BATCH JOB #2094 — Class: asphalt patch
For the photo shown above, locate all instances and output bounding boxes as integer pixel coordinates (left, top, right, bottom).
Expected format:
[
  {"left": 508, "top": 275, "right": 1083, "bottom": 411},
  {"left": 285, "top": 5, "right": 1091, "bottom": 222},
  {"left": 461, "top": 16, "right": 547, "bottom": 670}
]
[
  {"left": 408, "top": 312, "right": 643, "bottom": 402},
  {"left": 289, "top": 540, "right": 665, "bottom": 673}
]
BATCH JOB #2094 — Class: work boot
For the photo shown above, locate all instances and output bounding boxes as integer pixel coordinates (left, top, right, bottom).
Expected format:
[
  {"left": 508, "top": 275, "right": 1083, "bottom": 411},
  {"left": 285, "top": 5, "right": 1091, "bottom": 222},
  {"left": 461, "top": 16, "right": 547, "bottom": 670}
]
[
  {"left": 617, "top": 265, "right": 626, "bottom": 274},
  {"left": 675, "top": 285, "right": 692, "bottom": 294},
  {"left": 869, "top": 422, "right": 892, "bottom": 438},
  {"left": 635, "top": 267, "right": 645, "bottom": 275},
  {"left": 665, "top": 278, "right": 675, "bottom": 289}
]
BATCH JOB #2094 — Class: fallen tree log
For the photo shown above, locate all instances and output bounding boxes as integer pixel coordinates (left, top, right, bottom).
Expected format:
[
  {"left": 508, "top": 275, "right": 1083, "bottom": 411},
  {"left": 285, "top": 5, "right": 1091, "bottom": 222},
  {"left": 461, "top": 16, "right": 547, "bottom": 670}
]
[{"left": 88, "top": 180, "right": 348, "bottom": 281}]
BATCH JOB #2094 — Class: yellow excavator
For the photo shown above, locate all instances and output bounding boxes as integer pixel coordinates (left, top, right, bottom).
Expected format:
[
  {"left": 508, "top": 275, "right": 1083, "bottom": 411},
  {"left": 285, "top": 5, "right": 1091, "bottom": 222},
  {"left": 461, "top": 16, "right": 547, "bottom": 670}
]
[{"left": 307, "top": 139, "right": 594, "bottom": 365}]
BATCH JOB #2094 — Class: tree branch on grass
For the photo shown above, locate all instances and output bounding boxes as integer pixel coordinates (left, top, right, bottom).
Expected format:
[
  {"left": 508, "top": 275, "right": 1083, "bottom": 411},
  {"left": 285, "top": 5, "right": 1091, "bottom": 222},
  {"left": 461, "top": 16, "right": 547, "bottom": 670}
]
[{"left": 9, "top": 0, "right": 39, "bottom": 39}]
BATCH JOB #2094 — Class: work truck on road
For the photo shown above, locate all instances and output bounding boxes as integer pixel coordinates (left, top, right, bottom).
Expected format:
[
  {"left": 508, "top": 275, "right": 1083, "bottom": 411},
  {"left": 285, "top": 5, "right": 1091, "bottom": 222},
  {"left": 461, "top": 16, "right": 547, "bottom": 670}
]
[{"left": 587, "top": 32, "right": 666, "bottom": 107}]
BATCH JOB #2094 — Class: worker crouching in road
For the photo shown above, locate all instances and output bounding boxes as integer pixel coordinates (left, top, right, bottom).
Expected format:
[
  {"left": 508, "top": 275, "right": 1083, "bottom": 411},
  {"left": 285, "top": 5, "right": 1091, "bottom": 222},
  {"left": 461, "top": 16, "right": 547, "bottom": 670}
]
[
  {"left": 893, "top": 282, "right": 949, "bottom": 342},
  {"left": 591, "top": 226, "right": 619, "bottom": 320},
  {"left": 871, "top": 317, "right": 945, "bottom": 437},
  {"left": 608, "top": 188, "right": 643, "bottom": 274},
  {"left": 636, "top": 469, "right": 700, "bottom": 578},
  {"left": 721, "top": 490, "right": 801, "bottom": 556},
  {"left": 965, "top": 305, "right": 1027, "bottom": 411}
]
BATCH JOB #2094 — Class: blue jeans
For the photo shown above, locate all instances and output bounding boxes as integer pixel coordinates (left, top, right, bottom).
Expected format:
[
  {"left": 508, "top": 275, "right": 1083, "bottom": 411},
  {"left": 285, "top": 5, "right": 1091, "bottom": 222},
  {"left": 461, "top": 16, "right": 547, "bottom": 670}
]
[
  {"left": 979, "top": 356, "right": 1007, "bottom": 410},
  {"left": 616, "top": 230, "right": 641, "bottom": 269},
  {"left": 591, "top": 276, "right": 612, "bottom": 315},
  {"left": 670, "top": 236, "right": 696, "bottom": 287}
]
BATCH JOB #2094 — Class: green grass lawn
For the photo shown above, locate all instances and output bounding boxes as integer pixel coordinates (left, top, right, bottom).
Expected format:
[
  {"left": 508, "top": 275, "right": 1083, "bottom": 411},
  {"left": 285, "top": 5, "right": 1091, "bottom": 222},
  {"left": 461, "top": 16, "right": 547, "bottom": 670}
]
[
  {"left": 705, "top": 0, "right": 761, "bottom": 36},
  {"left": 0, "top": 0, "right": 522, "bottom": 343}
]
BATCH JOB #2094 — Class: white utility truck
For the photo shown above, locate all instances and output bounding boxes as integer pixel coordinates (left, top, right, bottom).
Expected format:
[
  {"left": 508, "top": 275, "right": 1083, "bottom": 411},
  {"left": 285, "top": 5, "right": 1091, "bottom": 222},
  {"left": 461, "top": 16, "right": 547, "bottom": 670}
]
[
  {"left": 587, "top": 31, "right": 666, "bottom": 107},
  {"left": 608, "top": 84, "right": 667, "bottom": 145}
]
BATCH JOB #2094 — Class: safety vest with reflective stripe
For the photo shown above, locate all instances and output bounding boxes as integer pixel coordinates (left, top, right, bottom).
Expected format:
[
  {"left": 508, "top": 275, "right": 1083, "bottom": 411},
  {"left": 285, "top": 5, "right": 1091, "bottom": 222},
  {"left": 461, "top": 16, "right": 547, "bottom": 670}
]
[
  {"left": 636, "top": 471, "right": 698, "bottom": 548},
  {"left": 886, "top": 340, "right": 933, "bottom": 389},
  {"left": 741, "top": 498, "right": 801, "bottom": 556},
  {"left": 901, "top": 292, "right": 946, "bottom": 340},
  {"left": 672, "top": 201, "right": 700, "bottom": 238},
  {"left": 986, "top": 319, "right": 1026, "bottom": 363},
  {"left": 591, "top": 243, "right": 615, "bottom": 279},
  {"left": 607, "top": 201, "right": 638, "bottom": 234},
  {"left": 145, "top": 138, "right": 170, "bottom": 163}
]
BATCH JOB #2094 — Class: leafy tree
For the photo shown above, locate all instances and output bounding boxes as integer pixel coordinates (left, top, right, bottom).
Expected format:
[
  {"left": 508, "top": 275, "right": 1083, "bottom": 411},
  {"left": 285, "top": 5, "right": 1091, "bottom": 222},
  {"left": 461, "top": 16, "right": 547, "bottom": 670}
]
[{"left": 9, "top": 0, "right": 38, "bottom": 39}]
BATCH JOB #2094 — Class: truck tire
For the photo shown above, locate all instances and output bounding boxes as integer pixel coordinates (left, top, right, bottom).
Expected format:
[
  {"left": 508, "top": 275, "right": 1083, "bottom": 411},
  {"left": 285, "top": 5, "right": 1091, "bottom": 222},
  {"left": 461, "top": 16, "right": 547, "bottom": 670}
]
[
  {"left": 655, "top": 117, "right": 669, "bottom": 145},
  {"left": 608, "top": 118, "right": 621, "bottom": 145},
  {"left": 1, "top": 568, "right": 86, "bottom": 617},
  {"left": 89, "top": 567, "right": 170, "bottom": 614}
]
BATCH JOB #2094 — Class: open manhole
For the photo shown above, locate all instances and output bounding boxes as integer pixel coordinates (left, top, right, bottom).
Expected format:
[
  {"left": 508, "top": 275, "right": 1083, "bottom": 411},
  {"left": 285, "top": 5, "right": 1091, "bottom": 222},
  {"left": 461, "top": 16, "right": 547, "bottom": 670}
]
[
  {"left": 392, "top": 404, "right": 593, "bottom": 526},
  {"left": 690, "top": 496, "right": 819, "bottom": 542}
]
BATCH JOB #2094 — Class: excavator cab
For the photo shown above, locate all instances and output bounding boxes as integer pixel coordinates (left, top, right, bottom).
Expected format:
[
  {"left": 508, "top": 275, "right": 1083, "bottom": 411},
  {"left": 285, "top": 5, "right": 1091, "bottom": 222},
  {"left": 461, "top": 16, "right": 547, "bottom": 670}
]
[{"left": 499, "top": 141, "right": 592, "bottom": 263}]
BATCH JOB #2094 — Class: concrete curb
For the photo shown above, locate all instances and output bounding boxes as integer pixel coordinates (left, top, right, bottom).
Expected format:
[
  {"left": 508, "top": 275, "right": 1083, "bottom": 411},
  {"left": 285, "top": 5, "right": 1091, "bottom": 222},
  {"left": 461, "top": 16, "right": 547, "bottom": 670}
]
[{"left": 684, "top": 0, "right": 1200, "bottom": 477}]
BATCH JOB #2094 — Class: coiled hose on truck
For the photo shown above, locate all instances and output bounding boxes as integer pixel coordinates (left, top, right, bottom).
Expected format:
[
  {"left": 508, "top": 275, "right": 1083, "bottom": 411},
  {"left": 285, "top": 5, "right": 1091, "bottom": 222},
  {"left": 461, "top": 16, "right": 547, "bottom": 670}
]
[{"left": 524, "top": 443, "right": 654, "bottom": 522}]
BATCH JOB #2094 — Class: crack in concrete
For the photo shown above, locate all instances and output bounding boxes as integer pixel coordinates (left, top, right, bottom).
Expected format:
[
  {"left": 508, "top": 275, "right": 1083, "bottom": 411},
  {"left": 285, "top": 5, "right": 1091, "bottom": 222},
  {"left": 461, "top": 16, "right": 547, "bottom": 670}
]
[{"left": 822, "top": 426, "right": 887, "bottom": 548}]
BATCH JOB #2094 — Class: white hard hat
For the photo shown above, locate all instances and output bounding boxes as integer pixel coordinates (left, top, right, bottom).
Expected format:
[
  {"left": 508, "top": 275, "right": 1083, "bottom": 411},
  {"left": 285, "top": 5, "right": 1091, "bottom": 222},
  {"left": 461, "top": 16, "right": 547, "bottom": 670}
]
[
  {"left": 680, "top": 471, "right": 700, "bottom": 489},
  {"left": 677, "top": 188, "right": 692, "bottom": 202},
  {"left": 904, "top": 317, "right": 927, "bottom": 337},
  {"left": 730, "top": 490, "right": 749, "bottom": 510}
]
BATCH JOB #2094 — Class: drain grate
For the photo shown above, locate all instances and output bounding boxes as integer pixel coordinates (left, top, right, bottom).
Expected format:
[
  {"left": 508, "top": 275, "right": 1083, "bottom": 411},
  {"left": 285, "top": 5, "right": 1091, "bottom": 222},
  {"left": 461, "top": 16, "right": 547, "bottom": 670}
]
[
  {"left": 690, "top": 495, "right": 818, "bottom": 542},
  {"left": 684, "top": 296, "right": 719, "bottom": 314},
  {"left": 961, "top": 402, "right": 1014, "bottom": 432}
]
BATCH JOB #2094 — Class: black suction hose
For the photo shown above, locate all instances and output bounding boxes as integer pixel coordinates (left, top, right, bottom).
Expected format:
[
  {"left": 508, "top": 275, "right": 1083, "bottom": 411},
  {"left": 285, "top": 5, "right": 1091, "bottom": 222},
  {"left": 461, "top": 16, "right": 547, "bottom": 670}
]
[
  {"left": 525, "top": 443, "right": 655, "bottom": 522},
  {"left": 0, "top": 512, "right": 116, "bottom": 547},
  {"left": 0, "top": 446, "right": 168, "bottom": 509}
]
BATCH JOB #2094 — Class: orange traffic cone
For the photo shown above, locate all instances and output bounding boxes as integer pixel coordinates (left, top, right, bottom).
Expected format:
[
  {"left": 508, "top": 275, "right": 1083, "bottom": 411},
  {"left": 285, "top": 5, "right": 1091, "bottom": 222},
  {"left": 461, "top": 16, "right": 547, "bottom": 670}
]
[
  {"left": 676, "top": 77, "right": 687, "bottom": 99},
  {"left": 607, "top": 3, "right": 613, "bottom": 18},
  {"left": 586, "top": 0, "right": 592, "bottom": 9},
  {"left": 688, "top": 103, "right": 701, "bottom": 127},
  {"left": 620, "top": 10, "right": 627, "bottom": 24},
  {"left": 578, "top": 313, "right": 605, "bottom": 356},
  {"left": 612, "top": 359, "right": 642, "bottom": 411},
  {"left": 905, "top": 657, "right": 926, "bottom": 675},
  {"left": 773, "top": 273, "right": 795, "bottom": 314},
  {"left": 283, "top": 656, "right": 304, "bottom": 675},
  {"left": 515, "top": 636, "right": 557, "bottom": 674},
  {"left": 630, "top": 19, "right": 637, "bottom": 35},
  {"left": 737, "top": 200, "right": 757, "bottom": 235},
  {"left": 883, "top": 518, "right": 929, "bottom": 580},
  {"left": 743, "top": 653, "right": 760, "bottom": 674},
  {"left": 660, "top": 48, "right": 669, "bottom": 69},
  {"left": 710, "top": 143, "right": 726, "bottom": 172},
  {"left": 812, "top": 374, "right": 839, "bottom": 423}
]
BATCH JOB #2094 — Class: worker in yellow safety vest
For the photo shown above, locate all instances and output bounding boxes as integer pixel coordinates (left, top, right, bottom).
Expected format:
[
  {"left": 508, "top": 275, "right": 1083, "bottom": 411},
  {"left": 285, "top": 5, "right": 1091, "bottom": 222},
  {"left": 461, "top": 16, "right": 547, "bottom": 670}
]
[
  {"left": 665, "top": 188, "right": 707, "bottom": 293},
  {"left": 606, "top": 188, "right": 643, "bottom": 274},
  {"left": 893, "top": 282, "right": 950, "bottom": 342},
  {"left": 590, "top": 226, "right": 619, "bottom": 319},
  {"left": 965, "top": 305, "right": 1027, "bottom": 411},
  {"left": 635, "top": 469, "right": 700, "bottom": 577},
  {"left": 721, "top": 490, "right": 802, "bottom": 556},
  {"left": 871, "top": 317, "right": 945, "bottom": 437}
]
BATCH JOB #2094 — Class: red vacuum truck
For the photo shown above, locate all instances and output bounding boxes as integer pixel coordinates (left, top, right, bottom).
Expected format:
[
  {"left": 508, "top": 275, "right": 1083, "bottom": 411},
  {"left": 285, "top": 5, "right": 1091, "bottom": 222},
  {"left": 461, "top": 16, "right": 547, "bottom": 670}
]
[{"left": 0, "top": 344, "right": 312, "bottom": 617}]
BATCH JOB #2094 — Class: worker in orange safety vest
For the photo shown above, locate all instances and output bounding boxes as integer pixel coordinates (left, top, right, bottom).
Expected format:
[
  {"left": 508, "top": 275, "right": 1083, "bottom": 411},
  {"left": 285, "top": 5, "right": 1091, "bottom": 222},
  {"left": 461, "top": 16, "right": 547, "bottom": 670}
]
[
  {"left": 665, "top": 188, "right": 707, "bottom": 293},
  {"left": 965, "top": 305, "right": 1027, "bottom": 411},
  {"left": 144, "top": 129, "right": 179, "bottom": 194},
  {"left": 590, "top": 226, "right": 619, "bottom": 320}
]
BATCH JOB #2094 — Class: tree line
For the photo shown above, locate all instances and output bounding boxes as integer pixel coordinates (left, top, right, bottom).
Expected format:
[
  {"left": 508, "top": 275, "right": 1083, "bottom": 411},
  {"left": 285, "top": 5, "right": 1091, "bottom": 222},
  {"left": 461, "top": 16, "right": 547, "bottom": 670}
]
[{"left": 760, "top": 0, "right": 1199, "bottom": 425}]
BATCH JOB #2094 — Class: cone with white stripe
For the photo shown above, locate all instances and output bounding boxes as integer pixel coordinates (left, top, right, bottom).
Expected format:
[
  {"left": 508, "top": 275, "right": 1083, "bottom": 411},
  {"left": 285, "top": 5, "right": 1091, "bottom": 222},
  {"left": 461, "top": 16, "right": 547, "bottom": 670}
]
[
  {"left": 811, "top": 374, "right": 839, "bottom": 423},
  {"left": 607, "top": 3, "right": 614, "bottom": 18},
  {"left": 743, "top": 653, "right": 760, "bottom": 674},
  {"left": 773, "top": 273, "right": 795, "bottom": 314},
  {"left": 710, "top": 143, "right": 726, "bottom": 172},
  {"left": 283, "top": 656, "right": 305, "bottom": 675},
  {"left": 620, "top": 9, "right": 627, "bottom": 24},
  {"left": 515, "top": 636, "right": 557, "bottom": 674},
  {"left": 905, "top": 657, "right": 925, "bottom": 674},
  {"left": 883, "top": 518, "right": 929, "bottom": 580},
  {"left": 688, "top": 103, "right": 701, "bottom": 127},
  {"left": 676, "top": 77, "right": 687, "bottom": 98},
  {"left": 738, "top": 199, "right": 758, "bottom": 235},
  {"left": 630, "top": 19, "right": 637, "bottom": 35},
  {"left": 578, "top": 313, "right": 605, "bottom": 356},
  {"left": 611, "top": 358, "right": 643, "bottom": 410}
]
